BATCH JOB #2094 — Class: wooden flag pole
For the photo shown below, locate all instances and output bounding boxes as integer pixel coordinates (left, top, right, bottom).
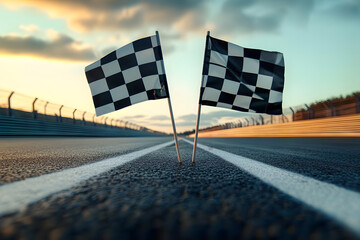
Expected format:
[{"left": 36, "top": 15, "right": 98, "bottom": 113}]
[
  {"left": 167, "top": 96, "right": 182, "bottom": 164},
  {"left": 192, "top": 103, "right": 202, "bottom": 163},
  {"left": 156, "top": 31, "right": 182, "bottom": 164},
  {"left": 192, "top": 31, "right": 210, "bottom": 163}
]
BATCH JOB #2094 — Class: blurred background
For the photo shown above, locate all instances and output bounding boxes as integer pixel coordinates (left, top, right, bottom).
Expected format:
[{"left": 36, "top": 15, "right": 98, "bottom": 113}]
[{"left": 0, "top": 0, "right": 359, "bottom": 135}]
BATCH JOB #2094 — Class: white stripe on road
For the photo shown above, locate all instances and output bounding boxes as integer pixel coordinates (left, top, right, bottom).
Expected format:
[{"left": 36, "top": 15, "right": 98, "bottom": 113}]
[
  {"left": 183, "top": 138, "right": 360, "bottom": 236},
  {"left": 0, "top": 140, "right": 174, "bottom": 217}
]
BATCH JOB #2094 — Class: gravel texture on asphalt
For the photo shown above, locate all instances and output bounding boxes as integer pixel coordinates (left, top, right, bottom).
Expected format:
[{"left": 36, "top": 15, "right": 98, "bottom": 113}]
[
  {"left": 0, "top": 141, "right": 358, "bottom": 240},
  {"left": 0, "top": 137, "right": 172, "bottom": 184},
  {"left": 196, "top": 137, "right": 360, "bottom": 192}
]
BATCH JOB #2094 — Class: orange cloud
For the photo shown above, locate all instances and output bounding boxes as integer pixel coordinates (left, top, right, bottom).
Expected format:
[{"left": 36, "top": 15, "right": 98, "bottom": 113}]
[{"left": 0, "top": 0, "right": 207, "bottom": 33}]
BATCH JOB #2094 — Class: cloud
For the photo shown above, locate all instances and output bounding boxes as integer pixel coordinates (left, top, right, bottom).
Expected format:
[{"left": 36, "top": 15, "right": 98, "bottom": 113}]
[
  {"left": 0, "top": 33, "right": 96, "bottom": 61},
  {"left": 19, "top": 24, "right": 39, "bottom": 33},
  {"left": 122, "top": 114, "right": 146, "bottom": 119},
  {"left": 173, "top": 9, "right": 212, "bottom": 35},
  {"left": 5, "top": 0, "right": 356, "bottom": 58},
  {"left": 148, "top": 115, "right": 170, "bottom": 121},
  {"left": 215, "top": 0, "right": 315, "bottom": 35},
  {"left": 4, "top": 0, "right": 357, "bottom": 40},
  {"left": 0, "top": 0, "right": 209, "bottom": 56},
  {"left": 176, "top": 110, "right": 251, "bottom": 127},
  {"left": 121, "top": 114, "right": 171, "bottom": 126},
  {"left": 1, "top": 0, "right": 208, "bottom": 34},
  {"left": 177, "top": 114, "right": 196, "bottom": 122},
  {"left": 319, "top": 0, "right": 360, "bottom": 20},
  {"left": 8, "top": 0, "right": 350, "bottom": 47}
]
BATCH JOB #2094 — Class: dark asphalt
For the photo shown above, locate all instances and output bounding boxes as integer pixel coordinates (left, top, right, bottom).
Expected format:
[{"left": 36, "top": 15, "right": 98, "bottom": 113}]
[
  {"left": 0, "top": 137, "right": 359, "bottom": 239},
  {"left": 195, "top": 137, "right": 360, "bottom": 192},
  {"left": 0, "top": 137, "right": 172, "bottom": 184}
]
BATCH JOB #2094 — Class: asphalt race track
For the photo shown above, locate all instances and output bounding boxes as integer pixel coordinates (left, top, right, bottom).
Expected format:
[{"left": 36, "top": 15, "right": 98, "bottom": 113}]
[{"left": 0, "top": 137, "right": 359, "bottom": 239}]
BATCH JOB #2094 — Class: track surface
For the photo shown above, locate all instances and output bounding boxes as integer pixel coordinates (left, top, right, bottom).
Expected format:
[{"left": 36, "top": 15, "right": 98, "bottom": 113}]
[
  {"left": 196, "top": 138, "right": 360, "bottom": 192},
  {"left": 0, "top": 137, "right": 172, "bottom": 184},
  {"left": 0, "top": 137, "right": 359, "bottom": 239}
]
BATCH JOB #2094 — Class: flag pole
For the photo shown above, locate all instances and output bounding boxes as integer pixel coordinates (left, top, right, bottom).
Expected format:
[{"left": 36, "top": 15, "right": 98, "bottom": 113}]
[
  {"left": 167, "top": 94, "right": 182, "bottom": 164},
  {"left": 156, "top": 31, "right": 182, "bottom": 164},
  {"left": 192, "top": 31, "right": 210, "bottom": 163},
  {"left": 192, "top": 103, "right": 202, "bottom": 163}
]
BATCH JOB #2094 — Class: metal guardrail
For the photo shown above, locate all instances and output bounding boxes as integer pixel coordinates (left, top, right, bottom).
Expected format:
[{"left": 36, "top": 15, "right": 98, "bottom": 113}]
[{"left": 0, "top": 89, "right": 159, "bottom": 134}]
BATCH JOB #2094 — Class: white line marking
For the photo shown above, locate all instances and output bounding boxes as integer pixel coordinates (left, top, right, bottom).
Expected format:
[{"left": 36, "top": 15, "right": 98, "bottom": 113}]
[
  {"left": 0, "top": 140, "right": 174, "bottom": 217},
  {"left": 183, "top": 138, "right": 360, "bottom": 236}
]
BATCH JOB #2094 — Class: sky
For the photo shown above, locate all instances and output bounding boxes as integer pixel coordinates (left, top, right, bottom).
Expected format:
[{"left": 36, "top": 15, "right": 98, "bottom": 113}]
[{"left": 0, "top": 0, "right": 359, "bottom": 133}]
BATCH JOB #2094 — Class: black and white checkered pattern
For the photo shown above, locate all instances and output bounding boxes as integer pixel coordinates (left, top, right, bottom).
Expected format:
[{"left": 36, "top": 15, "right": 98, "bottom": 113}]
[
  {"left": 85, "top": 35, "right": 168, "bottom": 116},
  {"left": 200, "top": 36, "right": 285, "bottom": 114}
]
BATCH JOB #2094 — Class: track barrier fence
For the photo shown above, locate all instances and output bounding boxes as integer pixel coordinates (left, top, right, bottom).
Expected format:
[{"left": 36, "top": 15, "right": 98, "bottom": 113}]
[
  {"left": 0, "top": 89, "right": 158, "bottom": 134},
  {"left": 199, "top": 93, "right": 360, "bottom": 133}
]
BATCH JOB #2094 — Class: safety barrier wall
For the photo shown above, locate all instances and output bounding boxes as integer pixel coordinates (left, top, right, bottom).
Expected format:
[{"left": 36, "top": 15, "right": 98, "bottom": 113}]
[
  {"left": 189, "top": 114, "right": 360, "bottom": 138},
  {"left": 199, "top": 94, "right": 360, "bottom": 132},
  {"left": 0, "top": 115, "right": 164, "bottom": 137}
]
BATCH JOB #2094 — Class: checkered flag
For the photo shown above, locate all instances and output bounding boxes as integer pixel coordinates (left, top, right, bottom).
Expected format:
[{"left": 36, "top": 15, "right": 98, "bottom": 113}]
[
  {"left": 200, "top": 35, "right": 285, "bottom": 114},
  {"left": 85, "top": 35, "right": 168, "bottom": 116}
]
